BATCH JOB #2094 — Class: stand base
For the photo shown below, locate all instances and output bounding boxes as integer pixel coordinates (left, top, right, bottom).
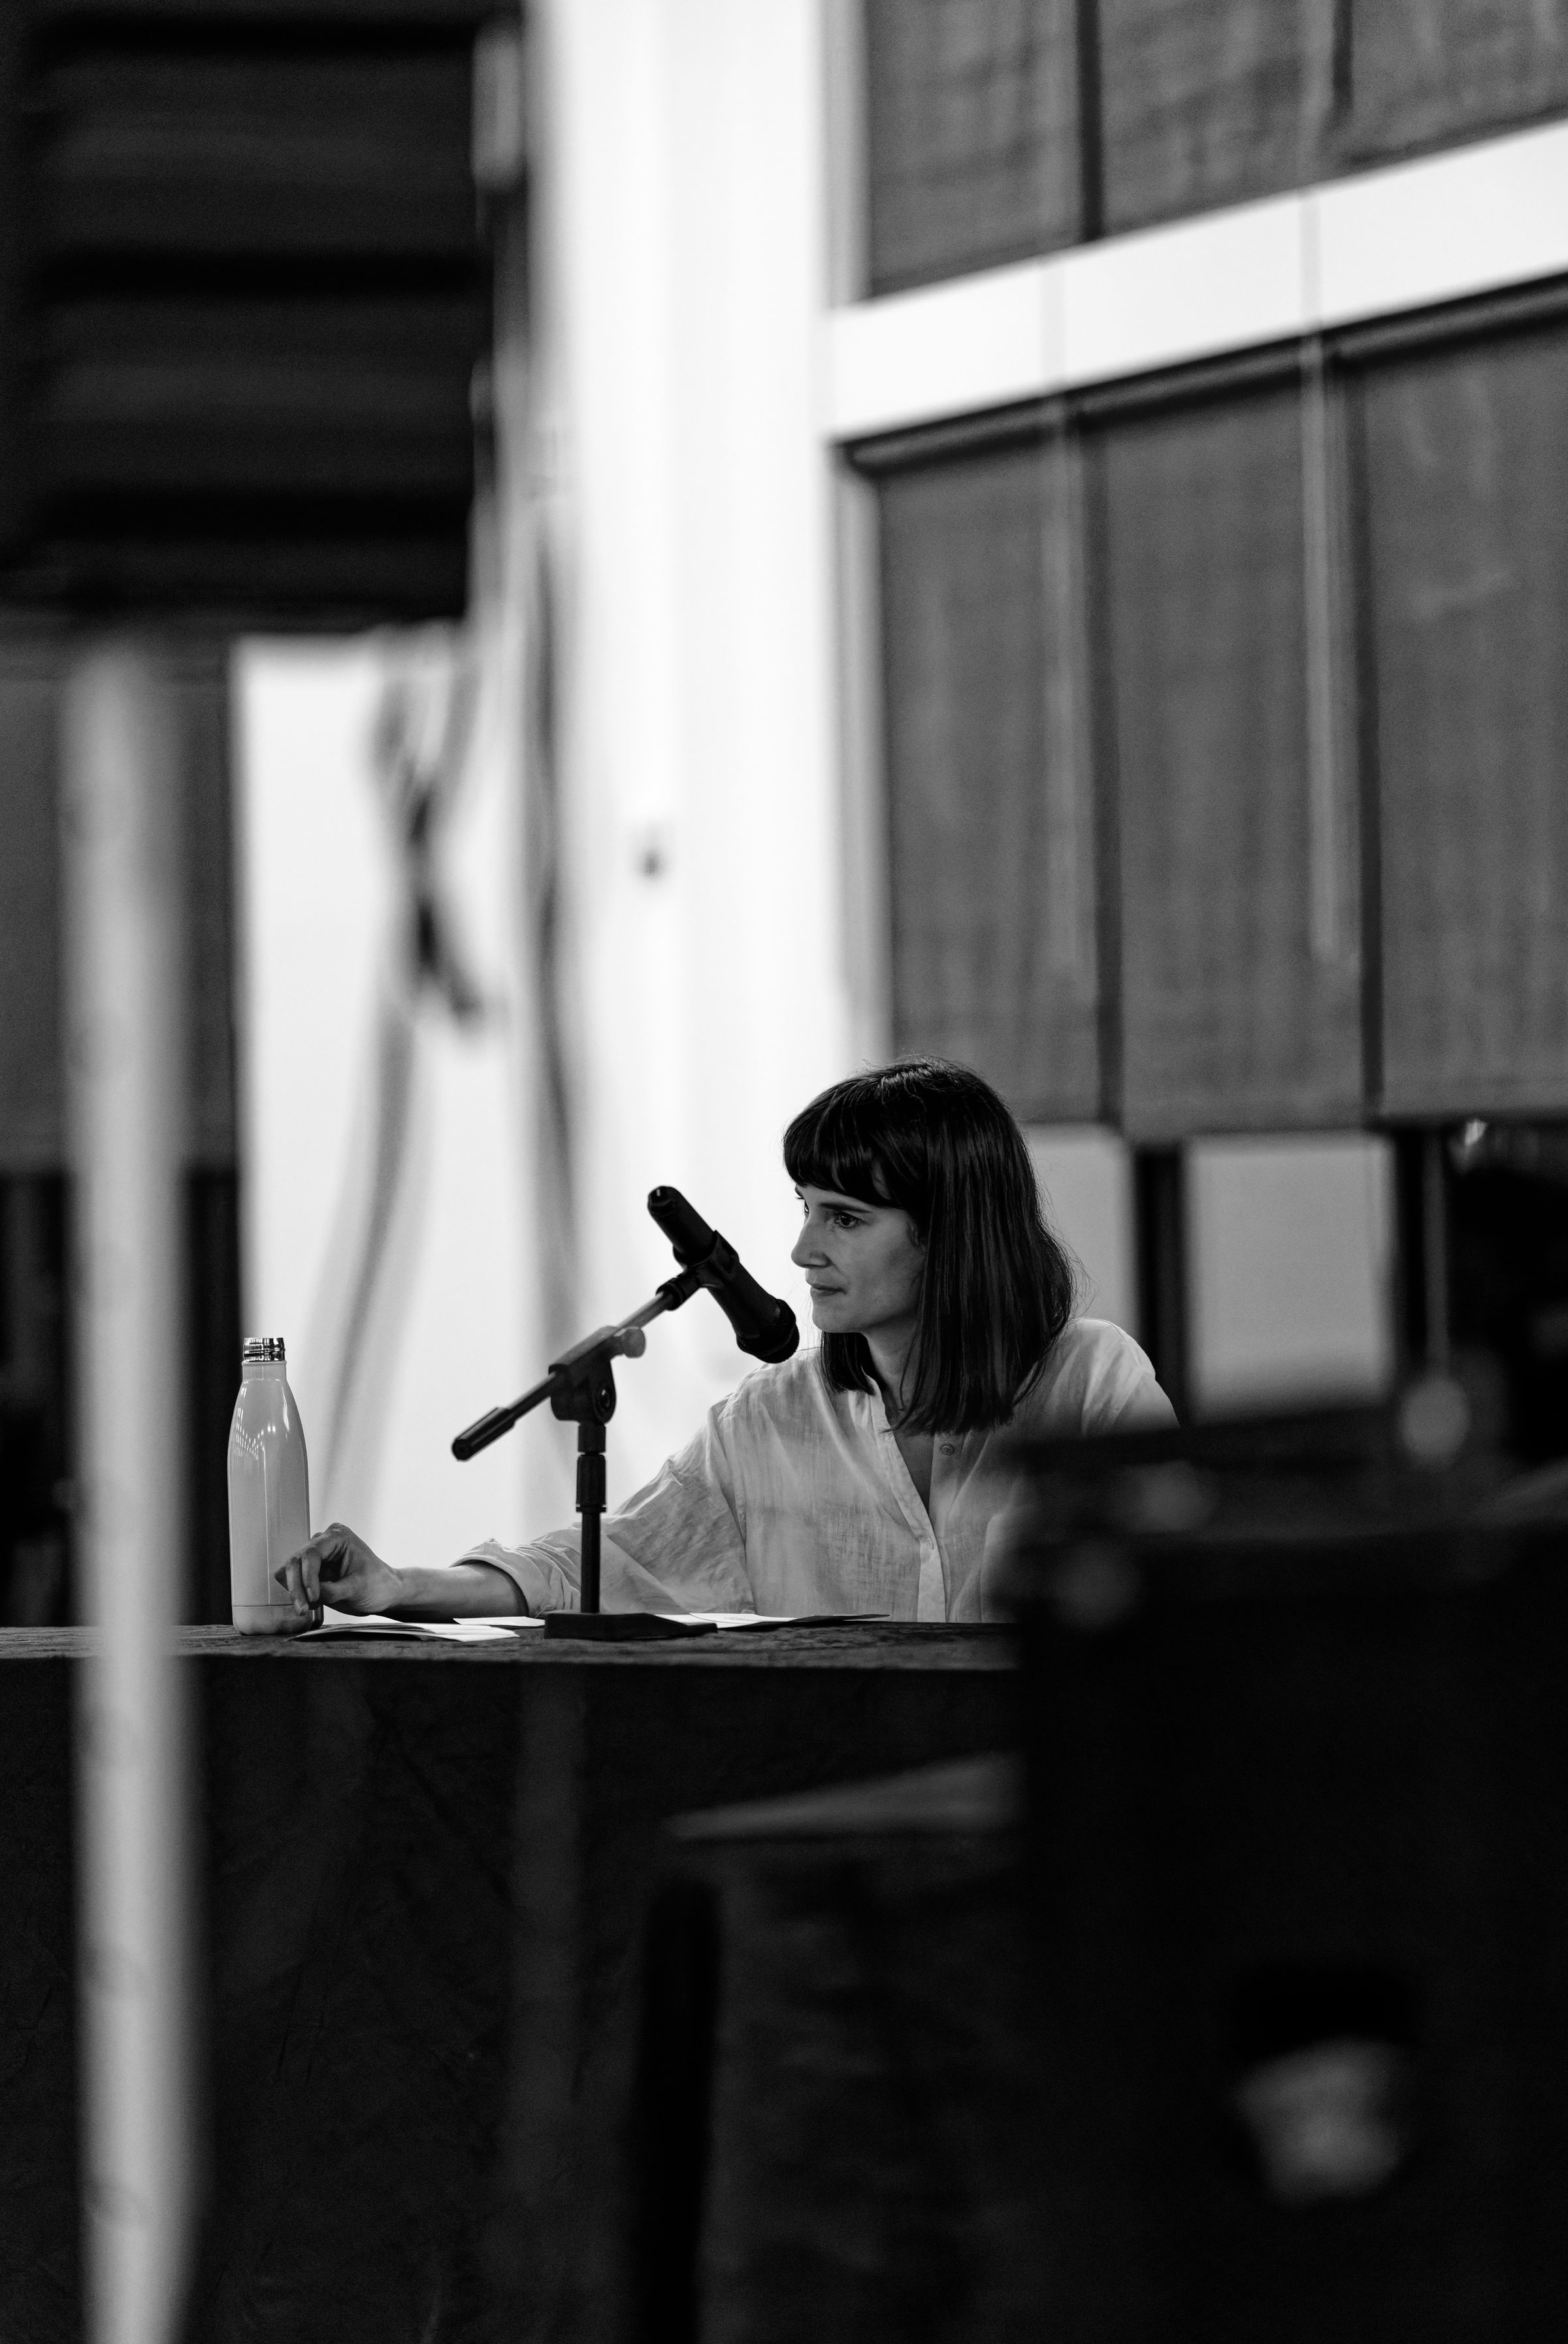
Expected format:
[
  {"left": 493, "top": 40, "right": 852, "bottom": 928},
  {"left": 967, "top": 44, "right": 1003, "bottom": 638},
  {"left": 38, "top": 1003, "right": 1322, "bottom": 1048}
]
[{"left": 543, "top": 1611, "right": 717, "bottom": 1642}]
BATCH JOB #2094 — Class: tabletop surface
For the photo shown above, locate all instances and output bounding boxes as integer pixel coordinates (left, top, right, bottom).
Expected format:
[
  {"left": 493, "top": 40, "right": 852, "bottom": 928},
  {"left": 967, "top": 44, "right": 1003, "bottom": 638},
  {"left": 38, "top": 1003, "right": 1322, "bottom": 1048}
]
[{"left": 0, "top": 1621, "right": 1019, "bottom": 1670}]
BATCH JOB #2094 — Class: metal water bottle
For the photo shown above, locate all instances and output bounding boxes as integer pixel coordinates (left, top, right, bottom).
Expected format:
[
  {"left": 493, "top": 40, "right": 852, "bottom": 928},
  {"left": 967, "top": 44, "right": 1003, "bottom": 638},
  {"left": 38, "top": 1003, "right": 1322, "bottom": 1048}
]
[{"left": 227, "top": 1335, "right": 312, "bottom": 1634}]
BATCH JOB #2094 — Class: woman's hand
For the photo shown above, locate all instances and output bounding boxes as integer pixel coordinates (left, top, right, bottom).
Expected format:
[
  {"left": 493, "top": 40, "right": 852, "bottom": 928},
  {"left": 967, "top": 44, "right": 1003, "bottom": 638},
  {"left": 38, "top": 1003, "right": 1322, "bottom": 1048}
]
[{"left": 274, "top": 1523, "right": 400, "bottom": 1620}]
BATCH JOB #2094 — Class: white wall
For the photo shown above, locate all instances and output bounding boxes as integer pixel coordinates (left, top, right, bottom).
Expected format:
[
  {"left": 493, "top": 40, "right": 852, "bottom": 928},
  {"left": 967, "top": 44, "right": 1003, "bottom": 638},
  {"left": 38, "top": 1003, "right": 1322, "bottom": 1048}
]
[
  {"left": 234, "top": 632, "right": 538, "bottom": 1569},
  {"left": 534, "top": 0, "right": 853, "bottom": 1505},
  {"left": 1028, "top": 1128, "right": 1136, "bottom": 1333},
  {"left": 1188, "top": 1134, "right": 1395, "bottom": 1414}
]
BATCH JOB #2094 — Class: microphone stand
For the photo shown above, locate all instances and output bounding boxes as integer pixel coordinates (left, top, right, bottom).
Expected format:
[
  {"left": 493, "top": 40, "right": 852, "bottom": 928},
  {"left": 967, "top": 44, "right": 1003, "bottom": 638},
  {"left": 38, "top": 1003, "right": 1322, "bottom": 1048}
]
[{"left": 450, "top": 1264, "right": 712, "bottom": 1639}]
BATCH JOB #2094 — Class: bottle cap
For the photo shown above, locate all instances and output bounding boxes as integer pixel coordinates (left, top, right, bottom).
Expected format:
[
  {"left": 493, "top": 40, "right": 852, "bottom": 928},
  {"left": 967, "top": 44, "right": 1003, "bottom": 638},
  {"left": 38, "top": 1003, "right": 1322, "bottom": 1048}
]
[{"left": 242, "top": 1336, "right": 286, "bottom": 1363}]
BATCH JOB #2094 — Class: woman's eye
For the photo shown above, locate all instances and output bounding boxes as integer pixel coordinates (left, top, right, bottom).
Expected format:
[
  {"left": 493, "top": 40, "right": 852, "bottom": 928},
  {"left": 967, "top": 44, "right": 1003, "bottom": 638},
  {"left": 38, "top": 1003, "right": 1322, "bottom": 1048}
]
[{"left": 834, "top": 1213, "right": 860, "bottom": 1230}]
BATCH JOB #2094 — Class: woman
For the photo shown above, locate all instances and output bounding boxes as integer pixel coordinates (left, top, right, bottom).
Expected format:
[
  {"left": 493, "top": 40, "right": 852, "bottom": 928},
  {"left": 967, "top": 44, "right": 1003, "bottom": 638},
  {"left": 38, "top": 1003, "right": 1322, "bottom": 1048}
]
[{"left": 278, "top": 1058, "right": 1174, "bottom": 1624}]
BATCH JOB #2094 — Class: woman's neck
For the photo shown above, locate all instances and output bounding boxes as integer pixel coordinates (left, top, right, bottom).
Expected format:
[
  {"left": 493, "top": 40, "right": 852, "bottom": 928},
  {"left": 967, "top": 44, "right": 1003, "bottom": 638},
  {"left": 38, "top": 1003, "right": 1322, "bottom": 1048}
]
[{"left": 865, "top": 1322, "right": 919, "bottom": 1422}]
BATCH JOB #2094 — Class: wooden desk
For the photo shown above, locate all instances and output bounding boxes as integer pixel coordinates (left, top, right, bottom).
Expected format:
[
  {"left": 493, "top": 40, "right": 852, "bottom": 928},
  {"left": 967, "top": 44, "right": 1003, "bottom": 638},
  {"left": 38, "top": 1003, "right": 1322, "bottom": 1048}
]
[{"left": 0, "top": 1623, "right": 1017, "bottom": 2344}]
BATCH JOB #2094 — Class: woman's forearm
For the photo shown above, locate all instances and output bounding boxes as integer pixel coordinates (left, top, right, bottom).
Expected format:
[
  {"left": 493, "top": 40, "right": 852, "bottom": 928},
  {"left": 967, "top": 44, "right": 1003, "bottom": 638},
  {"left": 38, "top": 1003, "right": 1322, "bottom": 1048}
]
[{"left": 386, "top": 1562, "right": 524, "bottom": 1618}]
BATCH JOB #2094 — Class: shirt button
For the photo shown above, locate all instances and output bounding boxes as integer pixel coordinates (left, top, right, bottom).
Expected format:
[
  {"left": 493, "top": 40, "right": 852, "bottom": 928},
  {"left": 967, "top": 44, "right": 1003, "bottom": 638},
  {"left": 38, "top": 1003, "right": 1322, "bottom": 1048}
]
[{"left": 939, "top": 1442, "right": 955, "bottom": 1454}]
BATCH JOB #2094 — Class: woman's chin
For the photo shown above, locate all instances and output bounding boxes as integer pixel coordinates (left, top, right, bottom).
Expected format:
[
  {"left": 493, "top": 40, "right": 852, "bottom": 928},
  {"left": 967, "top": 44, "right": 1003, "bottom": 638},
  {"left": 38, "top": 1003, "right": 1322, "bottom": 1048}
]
[{"left": 809, "top": 1298, "right": 855, "bottom": 1334}]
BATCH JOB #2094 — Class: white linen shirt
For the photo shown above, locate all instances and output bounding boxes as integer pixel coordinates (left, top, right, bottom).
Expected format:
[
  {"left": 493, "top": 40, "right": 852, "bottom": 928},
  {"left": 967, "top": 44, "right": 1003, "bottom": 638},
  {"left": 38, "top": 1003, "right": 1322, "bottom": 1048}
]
[{"left": 463, "top": 1318, "right": 1173, "bottom": 1623}]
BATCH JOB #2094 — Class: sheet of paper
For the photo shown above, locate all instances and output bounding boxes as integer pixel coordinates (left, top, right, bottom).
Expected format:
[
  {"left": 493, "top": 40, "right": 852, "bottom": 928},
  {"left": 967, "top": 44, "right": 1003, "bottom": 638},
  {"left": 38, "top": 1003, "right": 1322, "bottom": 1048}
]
[
  {"left": 302, "top": 1610, "right": 517, "bottom": 1644},
  {"left": 665, "top": 1612, "right": 893, "bottom": 1631}
]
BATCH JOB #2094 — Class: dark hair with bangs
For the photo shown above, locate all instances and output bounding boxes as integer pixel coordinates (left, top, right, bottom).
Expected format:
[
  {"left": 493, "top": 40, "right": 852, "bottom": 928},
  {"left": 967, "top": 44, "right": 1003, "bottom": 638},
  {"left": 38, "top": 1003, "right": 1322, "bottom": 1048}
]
[{"left": 781, "top": 1057, "right": 1077, "bottom": 1435}]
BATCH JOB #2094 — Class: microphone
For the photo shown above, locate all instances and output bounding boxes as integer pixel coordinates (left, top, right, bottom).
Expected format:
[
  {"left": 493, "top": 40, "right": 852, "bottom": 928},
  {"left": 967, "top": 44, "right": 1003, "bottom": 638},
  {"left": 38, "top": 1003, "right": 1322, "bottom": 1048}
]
[{"left": 647, "top": 1186, "right": 800, "bottom": 1364}]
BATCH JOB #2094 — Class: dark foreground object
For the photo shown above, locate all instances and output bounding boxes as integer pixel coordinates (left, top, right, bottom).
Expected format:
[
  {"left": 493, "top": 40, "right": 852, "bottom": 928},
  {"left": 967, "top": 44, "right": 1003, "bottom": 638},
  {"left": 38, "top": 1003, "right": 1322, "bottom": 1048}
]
[
  {"left": 0, "top": 1622, "right": 1015, "bottom": 2344},
  {"left": 1007, "top": 1423, "right": 1568, "bottom": 2344}
]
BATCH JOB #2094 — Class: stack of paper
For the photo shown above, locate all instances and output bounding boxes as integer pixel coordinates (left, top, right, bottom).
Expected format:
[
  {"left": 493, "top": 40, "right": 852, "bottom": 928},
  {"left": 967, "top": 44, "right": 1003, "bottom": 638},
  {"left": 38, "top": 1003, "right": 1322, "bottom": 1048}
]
[{"left": 301, "top": 1610, "right": 525, "bottom": 1644}]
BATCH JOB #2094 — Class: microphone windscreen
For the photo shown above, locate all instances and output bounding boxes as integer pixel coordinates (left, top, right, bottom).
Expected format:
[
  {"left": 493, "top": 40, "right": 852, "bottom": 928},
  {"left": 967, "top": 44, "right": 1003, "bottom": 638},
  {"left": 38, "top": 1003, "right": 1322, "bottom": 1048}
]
[
  {"left": 742, "top": 1306, "right": 800, "bottom": 1365},
  {"left": 647, "top": 1185, "right": 716, "bottom": 1263}
]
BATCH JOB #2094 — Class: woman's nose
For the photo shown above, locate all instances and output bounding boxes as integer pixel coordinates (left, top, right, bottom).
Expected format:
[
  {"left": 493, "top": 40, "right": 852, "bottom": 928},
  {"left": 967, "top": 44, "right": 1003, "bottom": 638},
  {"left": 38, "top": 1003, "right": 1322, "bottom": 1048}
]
[{"left": 790, "top": 1220, "right": 825, "bottom": 1267}]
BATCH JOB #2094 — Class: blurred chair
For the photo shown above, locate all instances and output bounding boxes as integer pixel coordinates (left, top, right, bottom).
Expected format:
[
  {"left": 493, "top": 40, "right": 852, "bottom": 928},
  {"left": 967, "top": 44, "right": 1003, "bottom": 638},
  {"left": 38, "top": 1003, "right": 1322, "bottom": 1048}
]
[{"left": 632, "top": 1754, "right": 1037, "bottom": 2344}]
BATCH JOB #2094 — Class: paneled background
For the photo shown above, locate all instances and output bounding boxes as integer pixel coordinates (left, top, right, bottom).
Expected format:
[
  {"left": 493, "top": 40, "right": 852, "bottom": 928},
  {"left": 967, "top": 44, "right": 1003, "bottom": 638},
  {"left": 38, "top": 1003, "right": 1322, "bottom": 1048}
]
[
  {"left": 860, "top": 296, "right": 1568, "bottom": 1142},
  {"left": 862, "top": 0, "right": 1568, "bottom": 291}
]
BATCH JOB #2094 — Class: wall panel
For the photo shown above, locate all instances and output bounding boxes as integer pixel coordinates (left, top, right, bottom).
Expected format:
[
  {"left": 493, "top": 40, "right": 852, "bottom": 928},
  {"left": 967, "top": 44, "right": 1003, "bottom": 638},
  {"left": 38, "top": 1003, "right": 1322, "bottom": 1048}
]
[
  {"left": 1098, "top": 380, "right": 1362, "bottom": 1136},
  {"left": 1098, "top": 0, "right": 1329, "bottom": 233},
  {"left": 879, "top": 431, "right": 1101, "bottom": 1120},
  {"left": 864, "top": 0, "right": 1081, "bottom": 294},
  {"left": 1341, "top": 0, "right": 1568, "bottom": 168},
  {"left": 1360, "top": 319, "right": 1568, "bottom": 1115}
]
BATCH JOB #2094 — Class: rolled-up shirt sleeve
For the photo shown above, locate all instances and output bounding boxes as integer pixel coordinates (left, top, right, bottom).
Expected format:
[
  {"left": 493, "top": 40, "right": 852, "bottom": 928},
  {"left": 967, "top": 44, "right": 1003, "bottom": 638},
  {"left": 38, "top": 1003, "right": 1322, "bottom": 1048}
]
[{"left": 456, "top": 1405, "right": 757, "bottom": 1616}]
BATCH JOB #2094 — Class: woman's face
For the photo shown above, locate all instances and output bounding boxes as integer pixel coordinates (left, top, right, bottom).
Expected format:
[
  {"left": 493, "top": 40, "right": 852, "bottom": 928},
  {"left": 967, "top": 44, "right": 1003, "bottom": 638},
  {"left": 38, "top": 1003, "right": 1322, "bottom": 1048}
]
[{"left": 790, "top": 1182, "right": 924, "bottom": 1342}]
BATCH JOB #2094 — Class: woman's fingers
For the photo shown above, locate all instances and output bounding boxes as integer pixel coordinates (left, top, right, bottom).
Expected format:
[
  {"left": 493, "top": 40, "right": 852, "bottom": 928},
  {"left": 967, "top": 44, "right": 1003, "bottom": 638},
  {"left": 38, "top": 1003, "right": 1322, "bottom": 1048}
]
[
  {"left": 314, "top": 1524, "right": 367, "bottom": 1604},
  {"left": 274, "top": 1523, "right": 390, "bottom": 1618},
  {"left": 310, "top": 1525, "right": 357, "bottom": 1587},
  {"left": 275, "top": 1530, "right": 340, "bottom": 1614},
  {"left": 276, "top": 1561, "right": 308, "bottom": 1615},
  {"left": 272, "top": 1551, "right": 308, "bottom": 1610}
]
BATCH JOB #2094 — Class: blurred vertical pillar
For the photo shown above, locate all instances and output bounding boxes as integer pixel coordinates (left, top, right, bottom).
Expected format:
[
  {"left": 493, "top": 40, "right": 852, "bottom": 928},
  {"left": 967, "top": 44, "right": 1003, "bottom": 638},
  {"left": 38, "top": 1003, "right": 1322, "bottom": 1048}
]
[{"left": 61, "top": 642, "right": 196, "bottom": 2344}]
